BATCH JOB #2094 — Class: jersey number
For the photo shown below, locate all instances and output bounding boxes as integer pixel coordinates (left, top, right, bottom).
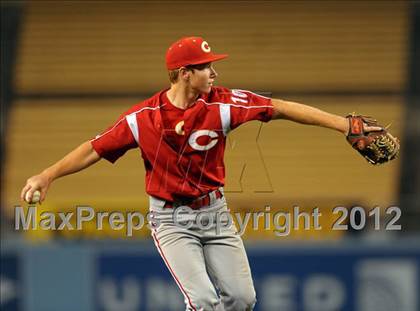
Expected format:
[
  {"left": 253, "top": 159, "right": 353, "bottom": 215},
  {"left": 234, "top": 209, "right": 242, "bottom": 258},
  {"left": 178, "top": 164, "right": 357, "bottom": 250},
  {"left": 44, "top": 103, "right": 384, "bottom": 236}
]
[{"left": 231, "top": 89, "right": 248, "bottom": 104}]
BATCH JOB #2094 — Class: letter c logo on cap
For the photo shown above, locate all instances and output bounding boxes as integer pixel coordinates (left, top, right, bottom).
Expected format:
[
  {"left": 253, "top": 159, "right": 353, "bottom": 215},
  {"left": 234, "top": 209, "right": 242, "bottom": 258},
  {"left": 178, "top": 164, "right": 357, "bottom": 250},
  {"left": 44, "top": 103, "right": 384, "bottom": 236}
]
[{"left": 201, "top": 41, "right": 211, "bottom": 53}]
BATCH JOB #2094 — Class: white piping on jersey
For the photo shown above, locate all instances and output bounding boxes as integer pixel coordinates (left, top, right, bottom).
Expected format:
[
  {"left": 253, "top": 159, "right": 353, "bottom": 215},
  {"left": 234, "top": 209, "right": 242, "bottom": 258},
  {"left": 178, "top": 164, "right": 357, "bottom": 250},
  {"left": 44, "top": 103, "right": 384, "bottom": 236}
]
[
  {"left": 91, "top": 92, "right": 271, "bottom": 143},
  {"left": 219, "top": 104, "right": 231, "bottom": 136},
  {"left": 233, "top": 89, "right": 272, "bottom": 100},
  {"left": 198, "top": 97, "right": 272, "bottom": 136},
  {"left": 197, "top": 98, "right": 273, "bottom": 110},
  {"left": 91, "top": 106, "right": 160, "bottom": 143}
]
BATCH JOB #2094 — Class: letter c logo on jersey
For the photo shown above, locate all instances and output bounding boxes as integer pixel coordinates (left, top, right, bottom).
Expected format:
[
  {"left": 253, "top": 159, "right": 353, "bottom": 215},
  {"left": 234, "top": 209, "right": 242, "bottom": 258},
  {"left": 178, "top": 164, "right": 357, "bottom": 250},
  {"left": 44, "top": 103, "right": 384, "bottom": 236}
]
[{"left": 188, "top": 130, "right": 218, "bottom": 151}]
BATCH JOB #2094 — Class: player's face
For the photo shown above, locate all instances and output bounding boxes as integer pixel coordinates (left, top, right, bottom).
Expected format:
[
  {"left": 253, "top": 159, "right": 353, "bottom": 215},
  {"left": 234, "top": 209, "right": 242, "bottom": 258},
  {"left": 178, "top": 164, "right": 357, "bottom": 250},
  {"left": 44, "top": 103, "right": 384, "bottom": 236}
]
[{"left": 188, "top": 62, "right": 218, "bottom": 94}]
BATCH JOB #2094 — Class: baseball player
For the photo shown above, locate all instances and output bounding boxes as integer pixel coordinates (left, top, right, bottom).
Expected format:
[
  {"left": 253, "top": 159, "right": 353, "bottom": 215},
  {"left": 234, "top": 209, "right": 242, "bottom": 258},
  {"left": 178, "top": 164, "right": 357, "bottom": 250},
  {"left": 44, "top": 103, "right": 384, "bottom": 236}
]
[{"left": 21, "top": 36, "right": 399, "bottom": 310}]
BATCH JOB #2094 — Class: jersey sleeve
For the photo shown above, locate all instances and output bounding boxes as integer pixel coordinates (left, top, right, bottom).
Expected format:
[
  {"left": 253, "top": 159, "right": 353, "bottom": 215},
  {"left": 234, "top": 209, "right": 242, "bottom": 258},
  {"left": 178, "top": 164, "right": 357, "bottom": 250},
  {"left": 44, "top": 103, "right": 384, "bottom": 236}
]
[
  {"left": 228, "top": 89, "right": 274, "bottom": 130},
  {"left": 90, "top": 113, "right": 138, "bottom": 163}
]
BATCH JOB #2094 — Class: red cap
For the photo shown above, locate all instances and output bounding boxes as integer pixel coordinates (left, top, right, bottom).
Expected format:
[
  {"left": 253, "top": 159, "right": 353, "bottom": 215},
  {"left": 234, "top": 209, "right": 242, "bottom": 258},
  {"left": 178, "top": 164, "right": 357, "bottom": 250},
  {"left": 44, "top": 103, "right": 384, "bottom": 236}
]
[{"left": 165, "top": 36, "right": 228, "bottom": 70}]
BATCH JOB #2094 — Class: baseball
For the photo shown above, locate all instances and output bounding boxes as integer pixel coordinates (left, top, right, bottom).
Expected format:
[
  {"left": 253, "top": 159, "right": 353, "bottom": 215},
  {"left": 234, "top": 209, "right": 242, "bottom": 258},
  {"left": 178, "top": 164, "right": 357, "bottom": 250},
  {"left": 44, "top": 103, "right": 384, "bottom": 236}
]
[{"left": 25, "top": 190, "right": 41, "bottom": 204}]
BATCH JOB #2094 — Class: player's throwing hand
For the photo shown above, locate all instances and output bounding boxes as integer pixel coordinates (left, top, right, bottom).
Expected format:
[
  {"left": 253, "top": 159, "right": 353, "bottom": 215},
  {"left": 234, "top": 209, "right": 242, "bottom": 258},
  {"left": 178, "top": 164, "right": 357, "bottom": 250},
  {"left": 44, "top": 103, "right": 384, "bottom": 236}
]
[{"left": 21, "top": 173, "right": 51, "bottom": 204}]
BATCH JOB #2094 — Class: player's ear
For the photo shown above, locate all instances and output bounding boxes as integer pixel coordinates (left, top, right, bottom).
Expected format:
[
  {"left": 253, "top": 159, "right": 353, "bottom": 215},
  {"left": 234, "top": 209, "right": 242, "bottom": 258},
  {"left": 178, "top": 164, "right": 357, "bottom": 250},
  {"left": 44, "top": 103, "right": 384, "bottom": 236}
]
[{"left": 179, "top": 67, "right": 191, "bottom": 82}]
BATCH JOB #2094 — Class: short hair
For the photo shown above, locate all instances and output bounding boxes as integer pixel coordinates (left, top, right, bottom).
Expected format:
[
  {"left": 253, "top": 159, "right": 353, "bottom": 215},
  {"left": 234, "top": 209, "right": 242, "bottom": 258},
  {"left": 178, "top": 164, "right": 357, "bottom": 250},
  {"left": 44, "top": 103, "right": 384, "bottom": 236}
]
[
  {"left": 168, "top": 62, "right": 211, "bottom": 83},
  {"left": 168, "top": 69, "right": 180, "bottom": 83}
]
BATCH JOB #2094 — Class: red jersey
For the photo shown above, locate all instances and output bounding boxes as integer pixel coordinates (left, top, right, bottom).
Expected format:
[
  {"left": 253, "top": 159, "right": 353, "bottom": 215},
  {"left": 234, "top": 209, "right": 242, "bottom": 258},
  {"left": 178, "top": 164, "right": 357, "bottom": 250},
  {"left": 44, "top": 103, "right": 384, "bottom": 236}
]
[{"left": 91, "top": 86, "right": 273, "bottom": 202}]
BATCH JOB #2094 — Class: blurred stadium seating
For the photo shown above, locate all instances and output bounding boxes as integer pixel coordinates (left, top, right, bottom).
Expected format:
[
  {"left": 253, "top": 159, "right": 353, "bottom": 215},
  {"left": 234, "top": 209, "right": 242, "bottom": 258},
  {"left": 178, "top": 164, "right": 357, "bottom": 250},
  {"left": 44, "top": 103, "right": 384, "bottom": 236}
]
[{"left": 4, "top": 1, "right": 407, "bottom": 238}]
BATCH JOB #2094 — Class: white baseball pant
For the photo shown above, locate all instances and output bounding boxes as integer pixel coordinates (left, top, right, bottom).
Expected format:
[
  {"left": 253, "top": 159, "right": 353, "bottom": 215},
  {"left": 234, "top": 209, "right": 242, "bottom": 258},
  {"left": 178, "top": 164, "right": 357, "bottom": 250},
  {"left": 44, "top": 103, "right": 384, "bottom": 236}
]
[{"left": 149, "top": 192, "right": 256, "bottom": 311}]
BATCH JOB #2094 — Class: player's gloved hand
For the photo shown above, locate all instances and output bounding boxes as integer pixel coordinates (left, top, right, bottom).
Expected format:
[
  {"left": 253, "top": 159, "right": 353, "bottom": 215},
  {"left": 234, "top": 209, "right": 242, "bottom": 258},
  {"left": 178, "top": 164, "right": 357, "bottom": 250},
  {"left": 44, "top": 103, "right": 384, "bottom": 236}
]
[
  {"left": 346, "top": 113, "right": 400, "bottom": 165},
  {"left": 21, "top": 172, "right": 52, "bottom": 204}
]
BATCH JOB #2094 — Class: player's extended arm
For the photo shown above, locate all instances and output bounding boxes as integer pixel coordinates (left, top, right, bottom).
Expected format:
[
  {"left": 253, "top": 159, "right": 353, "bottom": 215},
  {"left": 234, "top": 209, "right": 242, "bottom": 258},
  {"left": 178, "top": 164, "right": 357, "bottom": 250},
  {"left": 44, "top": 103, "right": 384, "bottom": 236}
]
[
  {"left": 271, "top": 98, "right": 381, "bottom": 134},
  {"left": 20, "top": 141, "right": 101, "bottom": 203}
]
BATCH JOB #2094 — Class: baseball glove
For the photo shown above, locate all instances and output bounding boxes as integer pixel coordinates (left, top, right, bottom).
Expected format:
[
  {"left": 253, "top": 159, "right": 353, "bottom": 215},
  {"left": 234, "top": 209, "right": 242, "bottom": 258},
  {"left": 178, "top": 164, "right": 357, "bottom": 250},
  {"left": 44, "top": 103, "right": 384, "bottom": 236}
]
[{"left": 346, "top": 114, "right": 400, "bottom": 165}]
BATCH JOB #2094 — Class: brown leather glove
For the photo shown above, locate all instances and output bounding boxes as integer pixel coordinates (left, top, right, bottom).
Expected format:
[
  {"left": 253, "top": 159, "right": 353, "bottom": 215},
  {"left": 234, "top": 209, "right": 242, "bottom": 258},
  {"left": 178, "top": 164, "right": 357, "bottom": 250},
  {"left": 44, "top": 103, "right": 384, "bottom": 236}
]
[{"left": 346, "top": 114, "right": 400, "bottom": 165}]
